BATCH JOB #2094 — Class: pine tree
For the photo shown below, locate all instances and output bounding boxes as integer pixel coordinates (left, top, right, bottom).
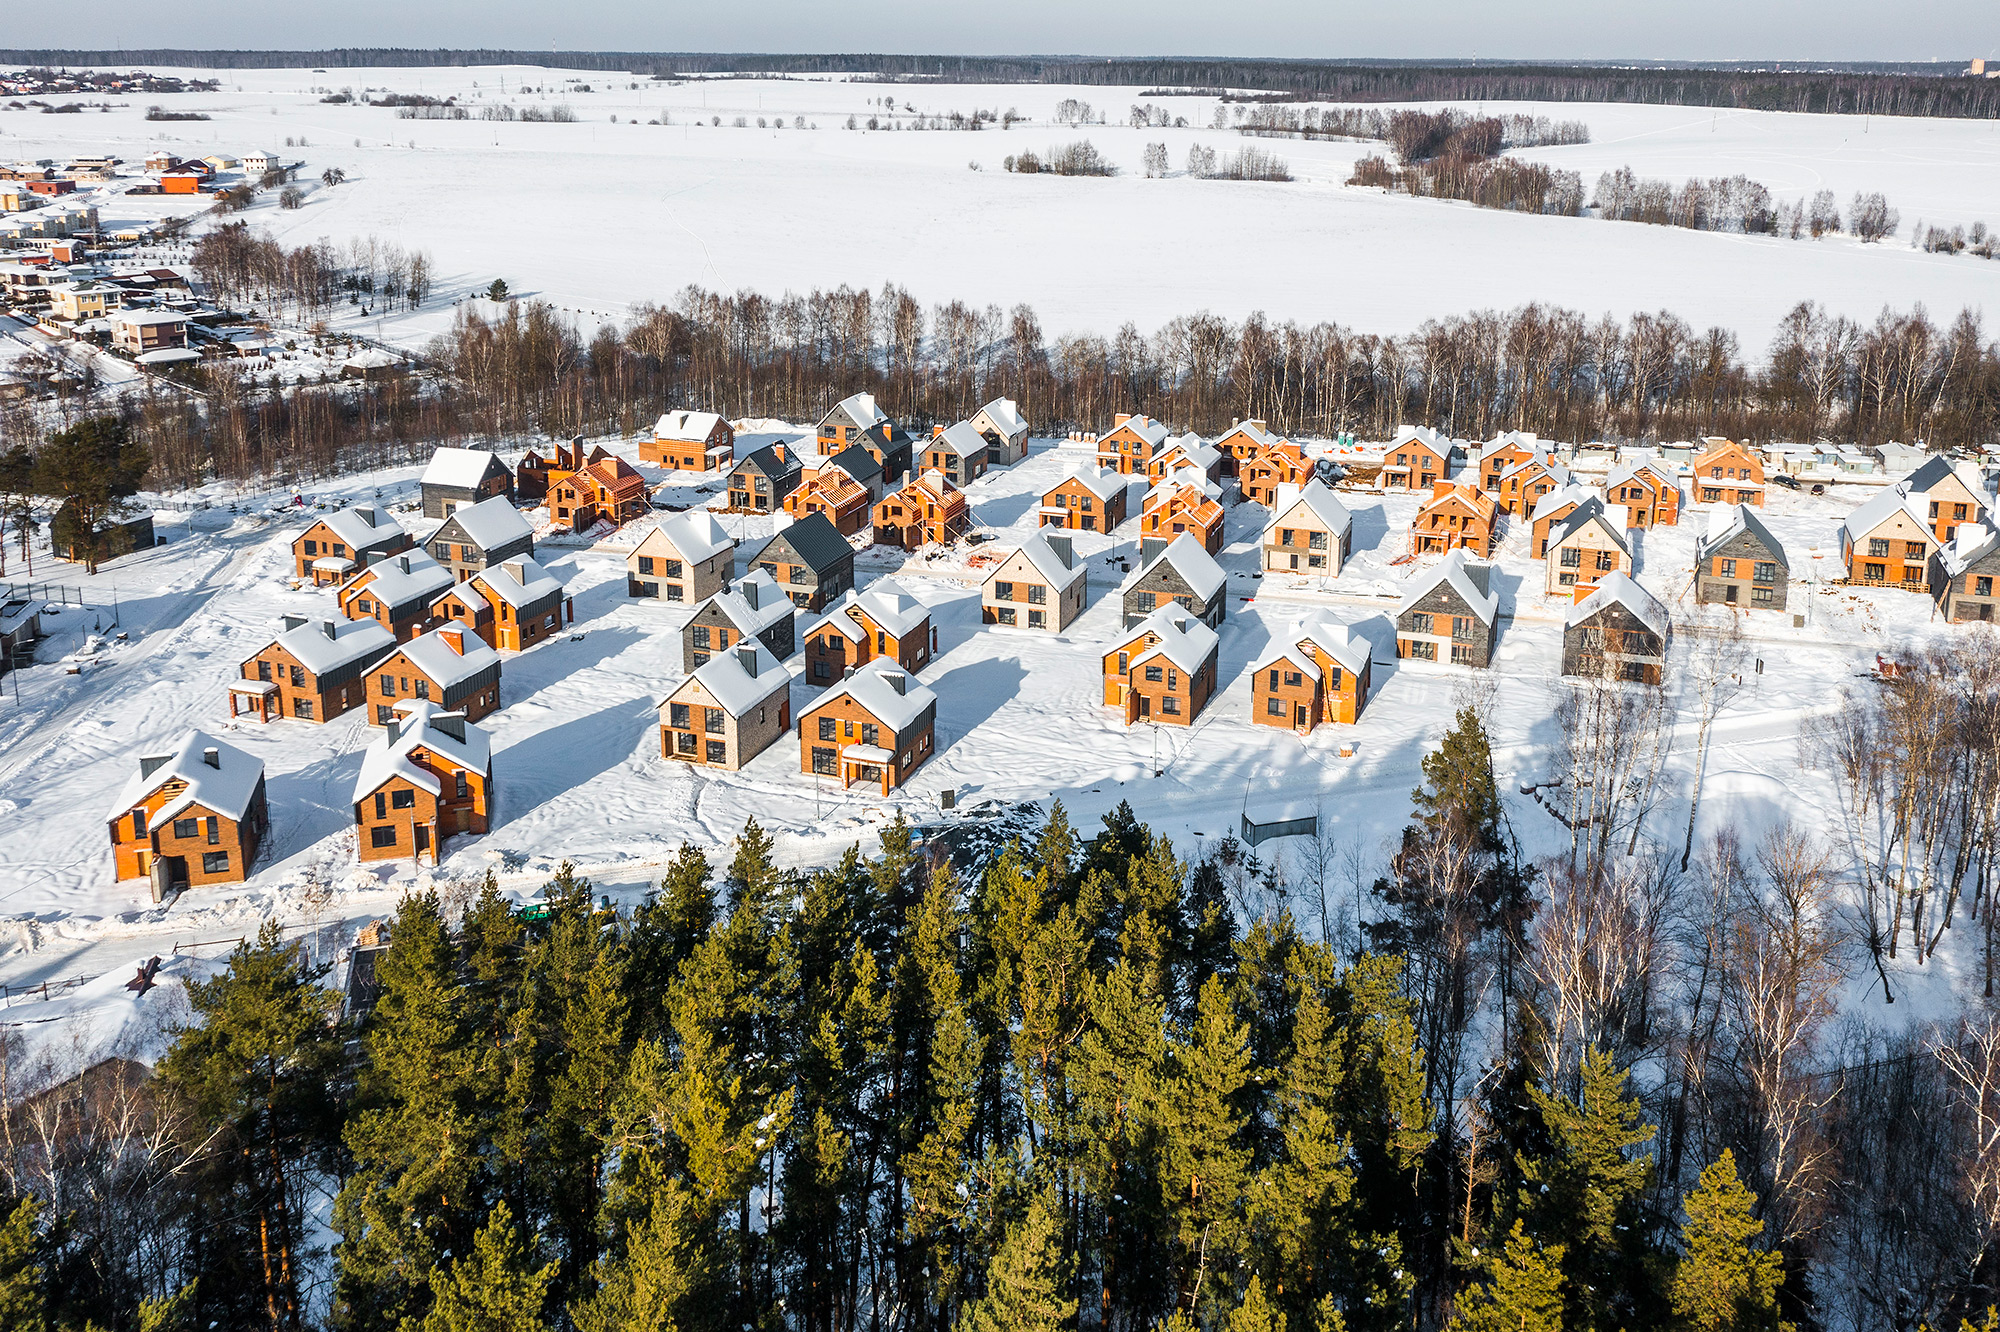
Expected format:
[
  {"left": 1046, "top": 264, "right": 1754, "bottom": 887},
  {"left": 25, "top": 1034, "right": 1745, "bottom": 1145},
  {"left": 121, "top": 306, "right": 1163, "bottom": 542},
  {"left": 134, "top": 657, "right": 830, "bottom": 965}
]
[
  {"left": 0, "top": 1198, "right": 46, "bottom": 1332},
  {"left": 1074, "top": 960, "right": 1169, "bottom": 1326},
  {"left": 411, "top": 1202, "right": 556, "bottom": 1332},
  {"left": 955, "top": 1189, "right": 1076, "bottom": 1332},
  {"left": 1448, "top": 1221, "right": 1564, "bottom": 1332},
  {"left": 626, "top": 844, "right": 714, "bottom": 1040},
  {"left": 726, "top": 817, "right": 784, "bottom": 920},
  {"left": 573, "top": 1178, "right": 718, "bottom": 1332},
  {"left": 1671, "top": 1151, "right": 1783, "bottom": 1332},
  {"left": 1159, "top": 976, "right": 1252, "bottom": 1309},
  {"left": 1228, "top": 1275, "right": 1286, "bottom": 1332}
]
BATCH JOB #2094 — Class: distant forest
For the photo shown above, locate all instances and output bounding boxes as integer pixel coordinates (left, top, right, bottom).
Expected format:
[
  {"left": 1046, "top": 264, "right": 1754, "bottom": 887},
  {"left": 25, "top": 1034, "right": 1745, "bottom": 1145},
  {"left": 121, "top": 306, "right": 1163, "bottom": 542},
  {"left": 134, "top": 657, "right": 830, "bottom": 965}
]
[{"left": 5, "top": 51, "right": 2000, "bottom": 118}]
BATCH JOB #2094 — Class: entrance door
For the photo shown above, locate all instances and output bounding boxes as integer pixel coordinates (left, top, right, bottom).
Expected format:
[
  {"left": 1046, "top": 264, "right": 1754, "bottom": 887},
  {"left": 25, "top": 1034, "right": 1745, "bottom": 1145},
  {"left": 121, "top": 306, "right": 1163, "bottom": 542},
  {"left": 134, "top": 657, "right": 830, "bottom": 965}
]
[
  {"left": 1724, "top": 585, "right": 1738, "bottom": 604},
  {"left": 415, "top": 825, "right": 431, "bottom": 855},
  {"left": 1289, "top": 554, "right": 1298, "bottom": 570},
  {"left": 1137, "top": 694, "right": 1151, "bottom": 718},
  {"left": 1295, "top": 703, "right": 1309, "bottom": 728}
]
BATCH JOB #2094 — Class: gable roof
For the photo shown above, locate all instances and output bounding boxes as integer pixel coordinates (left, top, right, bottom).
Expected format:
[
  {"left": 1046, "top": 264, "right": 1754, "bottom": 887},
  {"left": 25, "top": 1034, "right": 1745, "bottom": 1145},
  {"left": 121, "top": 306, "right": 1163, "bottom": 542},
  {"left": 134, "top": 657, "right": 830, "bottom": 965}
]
[
  {"left": 1904, "top": 454, "right": 1987, "bottom": 501},
  {"left": 1216, "top": 419, "right": 1279, "bottom": 452},
  {"left": 1418, "top": 481, "right": 1496, "bottom": 518},
  {"left": 393, "top": 628, "right": 503, "bottom": 690},
  {"left": 1124, "top": 605, "right": 1220, "bottom": 675},
  {"left": 1052, "top": 466, "right": 1126, "bottom": 504},
  {"left": 1941, "top": 520, "right": 2000, "bottom": 578},
  {"left": 1549, "top": 498, "right": 1632, "bottom": 556},
  {"left": 809, "top": 579, "right": 930, "bottom": 643},
  {"left": 1159, "top": 433, "right": 1221, "bottom": 471},
  {"left": 974, "top": 397, "right": 1027, "bottom": 439},
  {"left": 445, "top": 495, "right": 534, "bottom": 550},
  {"left": 813, "top": 657, "right": 937, "bottom": 735},
  {"left": 735, "top": 440, "right": 805, "bottom": 479},
  {"left": 1531, "top": 482, "right": 1595, "bottom": 525},
  {"left": 109, "top": 730, "right": 263, "bottom": 824},
  {"left": 826, "top": 392, "right": 888, "bottom": 432},
  {"left": 1105, "top": 414, "right": 1170, "bottom": 446},
  {"left": 644, "top": 510, "right": 734, "bottom": 565},
  {"left": 702, "top": 571, "right": 794, "bottom": 636},
  {"left": 655, "top": 409, "right": 726, "bottom": 442},
  {"left": 467, "top": 556, "right": 563, "bottom": 609},
  {"left": 669, "top": 640, "right": 789, "bottom": 716},
  {"left": 422, "top": 447, "right": 508, "bottom": 490},
  {"left": 1390, "top": 424, "right": 1448, "bottom": 453},
  {"left": 314, "top": 505, "right": 404, "bottom": 553},
  {"left": 354, "top": 700, "right": 491, "bottom": 800},
  {"left": 1395, "top": 548, "right": 1499, "bottom": 621},
  {"left": 1607, "top": 456, "right": 1679, "bottom": 492},
  {"left": 1567, "top": 571, "right": 1668, "bottom": 638},
  {"left": 1002, "top": 532, "right": 1086, "bottom": 591},
  {"left": 1499, "top": 451, "right": 1570, "bottom": 485},
  {"left": 1139, "top": 533, "right": 1227, "bottom": 602},
  {"left": 1251, "top": 609, "right": 1375, "bottom": 680},
  {"left": 756, "top": 511, "right": 852, "bottom": 573},
  {"left": 1264, "top": 478, "right": 1352, "bottom": 538},
  {"left": 930, "top": 420, "right": 991, "bottom": 461},
  {"left": 1698, "top": 504, "right": 1789, "bottom": 570},
  {"left": 344, "top": 550, "right": 453, "bottom": 610},
  {"left": 1841, "top": 483, "right": 1935, "bottom": 543},
  {"left": 265, "top": 616, "right": 396, "bottom": 676}
]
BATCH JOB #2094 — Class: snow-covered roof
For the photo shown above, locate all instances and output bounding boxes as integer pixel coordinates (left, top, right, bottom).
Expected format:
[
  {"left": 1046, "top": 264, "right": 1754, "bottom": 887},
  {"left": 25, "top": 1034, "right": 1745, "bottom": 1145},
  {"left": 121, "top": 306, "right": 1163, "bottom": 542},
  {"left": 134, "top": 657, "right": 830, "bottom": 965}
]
[
  {"left": 1218, "top": 419, "right": 1279, "bottom": 451},
  {"left": 1299, "top": 615, "right": 1377, "bottom": 678},
  {"left": 1549, "top": 499, "right": 1631, "bottom": 556},
  {"left": 395, "top": 628, "right": 502, "bottom": 689},
  {"left": 830, "top": 391, "right": 886, "bottom": 431},
  {"left": 1054, "top": 466, "right": 1126, "bottom": 504},
  {"left": 670, "top": 640, "right": 789, "bottom": 717},
  {"left": 816, "top": 658, "right": 936, "bottom": 735},
  {"left": 346, "top": 550, "right": 452, "bottom": 609},
  {"left": 316, "top": 505, "right": 403, "bottom": 553},
  {"left": 655, "top": 409, "right": 726, "bottom": 443},
  {"left": 706, "top": 570, "right": 794, "bottom": 636},
  {"left": 1941, "top": 520, "right": 2000, "bottom": 578},
  {"left": 809, "top": 578, "right": 929, "bottom": 642},
  {"left": 1530, "top": 482, "right": 1595, "bottom": 525},
  {"left": 1607, "top": 456, "right": 1678, "bottom": 491},
  {"left": 1699, "top": 504, "right": 1788, "bottom": 569},
  {"left": 645, "top": 510, "right": 734, "bottom": 565},
  {"left": 1001, "top": 533, "right": 1085, "bottom": 591},
  {"left": 1566, "top": 571, "right": 1668, "bottom": 638},
  {"left": 1395, "top": 548, "right": 1498, "bottom": 622},
  {"left": 134, "top": 348, "right": 199, "bottom": 366},
  {"left": 1841, "top": 483, "right": 1933, "bottom": 543},
  {"left": 1390, "top": 424, "right": 1445, "bottom": 451},
  {"left": 446, "top": 495, "right": 533, "bottom": 550},
  {"left": 975, "top": 397, "right": 1027, "bottom": 438},
  {"left": 341, "top": 348, "right": 400, "bottom": 371},
  {"left": 1107, "top": 414, "right": 1170, "bottom": 446},
  {"left": 421, "top": 446, "right": 506, "bottom": 490},
  {"left": 354, "top": 700, "right": 491, "bottom": 800},
  {"left": 109, "top": 730, "right": 263, "bottom": 825},
  {"left": 266, "top": 615, "right": 395, "bottom": 676},
  {"left": 1142, "top": 533, "right": 1227, "bottom": 602},
  {"left": 1144, "top": 467, "right": 1222, "bottom": 511},
  {"left": 468, "top": 556, "right": 562, "bottom": 609},
  {"left": 1499, "top": 451, "right": 1568, "bottom": 485},
  {"left": 1160, "top": 433, "right": 1221, "bottom": 470},
  {"left": 1125, "top": 606, "right": 1220, "bottom": 675},
  {"left": 930, "top": 420, "right": 990, "bottom": 460},
  {"left": 1264, "top": 478, "right": 1352, "bottom": 538}
]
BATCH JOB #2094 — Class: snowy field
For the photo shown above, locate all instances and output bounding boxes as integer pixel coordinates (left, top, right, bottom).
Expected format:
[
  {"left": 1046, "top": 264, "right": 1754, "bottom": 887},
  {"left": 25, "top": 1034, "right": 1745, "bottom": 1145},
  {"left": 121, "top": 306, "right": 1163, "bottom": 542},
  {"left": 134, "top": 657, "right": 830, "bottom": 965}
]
[
  {"left": 0, "top": 427, "right": 1978, "bottom": 1058},
  {"left": 1, "top": 66, "right": 1998, "bottom": 349}
]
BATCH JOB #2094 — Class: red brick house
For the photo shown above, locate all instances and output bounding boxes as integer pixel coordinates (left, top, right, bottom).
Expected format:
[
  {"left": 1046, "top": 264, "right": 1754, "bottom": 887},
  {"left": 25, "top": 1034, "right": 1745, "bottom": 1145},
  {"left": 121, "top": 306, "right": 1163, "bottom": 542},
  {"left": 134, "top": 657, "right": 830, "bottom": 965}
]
[
  {"left": 365, "top": 626, "right": 503, "bottom": 725},
  {"left": 1411, "top": 481, "right": 1500, "bottom": 558},
  {"left": 291, "top": 505, "right": 410, "bottom": 583},
  {"left": 1139, "top": 469, "right": 1225, "bottom": 559},
  {"left": 646, "top": 409, "right": 735, "bottom": 472},
  {"left": 783, "top": 463, "right": 874, "bottom": 537},
  {"left": 1101, "top": 606, "right": 1220, "bottom": 727},
  {"left": 1251, "top": 612, "right": 1383, "bottom": 730},
  {"left": 108, "top": 731, "right": 268, "bottom": 894},
  {"left": 353, "top": 701, "right": 493, "bottom": 865},
  {"left": 1379, "top": 426, "right": 1453, "bottom": 490},
  {"left": 1214, "top": 419, "right": 1280, "bottom": 478},
  {"left": 1901, "top": 455, "right": 1990, "bottom": 544},
  {"left": 1607, "top": 457, "right": 1681, "bottom": 528},
  {"left": 338, "top": 551, "right": 454, "bottom": 642},
  {"left": 1492, "top": 452, "right": 1573, "bottom": 516},
  {"left": 1472, "top": 431, "right": 1543, "bottom": 493},
  {"left": 803, "top": 578, "right": 934, "bottom": 687},
  {"left": 1528, "top": 483, "right": 1594, "bottom": 558},
  {"left": 873, "top": 471, "right": 971, "bottom": 550},
  {"left": 229, "top": 615, "right": 395, "bottom": 724},
  {"left": 1042, "top": 468, "right": 1131, "bottom": 533},
  {"left": 1690, "top": 438, "right": 1766, "bottom": 508},
  {"left": 1095, "top": 413, "right": 1172, "bottom": 476},
  {"left": 799, "top": 659, "right": 938, "bottom": 793},
  {"left": 1839, "top": 485, "right": 1937, "bottom": 589},
  {"left": 1153, "top": 433, "right": 1223, "bottom": 484},
  {"left": 1240, "top": 440, "right": 1315, "bottom": 506},
  {"left": 429, "top": 556, "right": 570, "bottom": 651},
  {"left": 549, "top": 454, "right": 650, "bottom": 533},
  {"left": 660, "top": 642, "right": 791, "bottom": 770}
]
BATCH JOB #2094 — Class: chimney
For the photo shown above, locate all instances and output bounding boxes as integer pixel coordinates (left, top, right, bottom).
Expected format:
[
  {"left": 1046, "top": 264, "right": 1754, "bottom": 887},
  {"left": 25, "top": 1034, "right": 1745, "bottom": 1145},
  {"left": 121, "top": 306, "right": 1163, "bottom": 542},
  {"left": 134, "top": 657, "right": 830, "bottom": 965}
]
[
  {"left": 882, "top": 670, "right": 907, "bottom": 697},
  {"left": 384, "top": 715, "right": 402, "bottom": 746},
  {"left": 741, "top": 579, "right": 759, "bottom": 610},
  {"left": 140, "top": 754, "right": 170, "bottom": 779},
  {"left": 202, "top": 746, "right": 220, "bottom": 769},
  {"left": 397, "top": 555, "right": 411, "bottom": 573},
  {"left": 502, "top": 559, "right": 525, "bottom": 584},
  {"left": 931, "top": 424, "right": 944, "bottom": 438},
  {"left": 432, "top": 711, "right": 467, "bottom": 743},
  {"left": 1045, "top": 534, "right": 1073, "bottom": 567},
  {"left": 438, "top": 627, "right": 464, "bottom": 655},
  {"left": 281, "top": 613, "right": 307, "bottom": 632},
  {"left": 772, "top": 443, "right": 787, "bottom": 463},
  {"left": 1113, "top": 413, "right": 1131, "bottom": 428},
  {"left": 322, "top": 620, "right": 337, "bottom": 640},
  {"left": 736, "top": 644, "right": 759, "bottom": 677},
  {"left": 355, "top": 506, "right": 378, "bottom": 526}
]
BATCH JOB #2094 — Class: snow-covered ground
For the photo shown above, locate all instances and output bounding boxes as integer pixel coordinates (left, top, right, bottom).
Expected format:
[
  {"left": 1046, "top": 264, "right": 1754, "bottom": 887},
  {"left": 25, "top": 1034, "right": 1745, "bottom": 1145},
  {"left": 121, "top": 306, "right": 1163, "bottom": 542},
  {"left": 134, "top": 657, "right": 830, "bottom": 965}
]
[
  {"left": 0, "top": 427, "right": 1977, "bottom": 1063},
  {"left": 1, "top": 67, "right": 1997, "bottom": 349}
]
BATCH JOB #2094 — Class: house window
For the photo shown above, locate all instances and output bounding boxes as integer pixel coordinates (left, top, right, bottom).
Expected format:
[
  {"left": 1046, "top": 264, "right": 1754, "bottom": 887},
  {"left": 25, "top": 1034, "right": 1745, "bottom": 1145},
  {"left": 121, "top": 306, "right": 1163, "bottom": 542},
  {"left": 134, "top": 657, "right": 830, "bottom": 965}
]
[
  {"left": 1409, "top": 612, "right": 1432, "bottom": 634},
  {"left": 1980, "top": 576, "right": 1995, "bottom": 598},
  {"left": 677, "top": 731, "right": 699, "bottom": 755},
  {"left": 455, "top": 772, "right": 469, "bottom": 799},
  {"left": 1452, "top": 616, "right": 1475, "bottom": 640},
  {"left": 706, "top": 740, "right": 728, "bottom": 764},
  {"left": 257, "top": 660, "right": 272, "bottom": 682},
  {"left": 1751, "top": 586, "right": 1773, "bottom": 605},
  {"left": 1329, "top": 667, "right": 1344, "bottom": 690},
  {"left": 1907, "top": 542, "right": 1927, "bottom": 560},
  {"left": 415, "top": 680, "right": 430, "bottom": 700},
  {"left": 391, "top": 789, "right": 416, "bottom": 810},
  {"left": 288, "top": 665, "right": 306, "bottom": 688},
  {"left": 1956, "top": 504, "right": 1969, "bottom": 520},
  {"left": 861, "top": 723, "right": 880, "bottom": 747},
  {"left": 304, "top": 539, "right": 318, "bottom": 555},
  {"left": 819, "top": 717, "right": 837, "bottom": 741},
  {"left": 1266, "top": 696, "right": 1286, "bottom": 717},
  {"left": 380, "top": 673, "right": 396, "bottom": 693},
  {"left": 1559, "top": 547, "right": 1581, "bottom": 568},
  {"left": 1451, "top": 643, "right": 1474, "bottom": 665},
  {"left": 704, "top": 708, "right": 725, "bottom": 735},
  {"left": 1309, "top": 531, "right": 1328, "bottom": 551},
  {"left": 812, "top": 746, "right": 839, "bottom": 775},
  {"left": 1753, "top": 562, "right": 1777, "bottom": 584},
  {"left": 692, "top": 626, "right": 711, "bottom": 648},
  {"left": 1028, "top": 610, "right": 1045, "bottom": 628},
  {"left": 1620, "top": 661, "right": 1649, "bottom": 683},
  {"left": 1865, "top": 563, "right": 1887, "bottom": 582},
  {"left": 665, "top": 560, "right": 684, "bottom": 578},
  {"left": 1285, "top": 671, "right": 1302, "bottom": 688},
  {"left": 1719, "top": 558, "right": 1737, "bottom": 577},
  {"left": 1162, "top": 696, "right": 1181, "bottom": 715},
  {"left": 996, "top": 607, "right": 1016, "bottom": 625},
  {"left": 666, "top": 584, "right": 684, "bottom": 601},
  {"left": 293, "top": 697, "right": 314, "bottom": 720},
  {"left": 670, "top": 703, "right": 692, "bottom": 730},
  {"left": 1144, "top": 665, "right": 1164, "bottom": 682},
  {"left": 173, "top": 817, "right": 199, "bottom": 839},
  {"left": 202, "top": 852, "right": 231, "bottom": 874},
  {"left": 1595, "top": 550, "right": 1615, "bottom": 572},
  {"left": 1267, "top": 668, "right": 1280, "bottom": 689},
  {"left": 371, "top": 826, "right": 397, "bottom": 848},
  {"left": 638, "top": 556, "right": 654, "bottom": 575},
  {"left": 1409, "top": 639, "right": 1436, "bottom": 661},
  {"left": 1027, "top": 584, "right": 1047, "bottom": 605}
]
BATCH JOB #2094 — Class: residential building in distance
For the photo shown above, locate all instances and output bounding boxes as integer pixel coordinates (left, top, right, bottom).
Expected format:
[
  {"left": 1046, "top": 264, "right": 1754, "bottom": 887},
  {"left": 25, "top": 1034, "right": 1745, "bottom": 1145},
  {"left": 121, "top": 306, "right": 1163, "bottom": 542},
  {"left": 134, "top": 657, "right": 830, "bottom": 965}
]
[
  {"left": 817, "top": 392, "right": 913, "bottom": 482},
  {"left": 1901, "top": 455, "right": 1990, "bottom": 543},
  {"left": 982, "top": 533, "right": 1087, "bottom": 632},
  {"left": 1840, "top": 485, "right": 1938, "bottom": 589},
  {"left": 513, "top": 437, "right": 586, "bottom": 504},
  {"left": 1213, "top": 418, "right": 1281, "bottom": 478},
  {"left": 1544, "top": 498, "right": 1633, "bottom": 597},
  {"left": 968, "top": 397, "right": 1030, "bottom": 467},
  {"left": 549, "top": 453, "right": 649, "bottom": 532},
  {"left": 228, "top": 615, "right": 395, "bottom": 724},
  {"left": 1607, "top": 457, "right": 1681, "bottom": 528},
  {"left": 353, "top": 701, "right": 492, "bottom": 865},
  {"left": 1262, "top": 479, "right": 1353, "bottom": 576},
  {"left": 1239, "top": 440, "right": 1315, "bottom": 506},
  {"left": 873, "top": 471, "right": 971, "bottom": 550},
  {"left": 782, "top": 457, "right": 875, "bottom": 537},
  {"left": 1472, "top": 430, "right": 1543, "bottom": 493},
  {"left": 1154, "top": 432, "right": 1223, "bottom": 484},
  {"left": 921, "top": 420, "right": 992, "bottom": 486},
  {"left": 1139, "top": 467, "right": 1225, "bottom": 559},
  {"left": 1696, "top": 504, "right": 1789, "bottom": 611},
  {"left": 426, "top": 495, "right": 535, "bottom": 582},
  {"left": 627, "top": 511, "right": 736, "bottom": 603},
  {"left": 109, "top": 310, "right": 187, "bottom": 356},
  {"left": 684, "top": 571, "right": 796, "bottom": 669},
  {"left": 1933, "top": 522, "right": 2000, "bottom": 623},
  {"left": 291, "top": 505, "right": 410, "bottom": 583},
  {"left": 1095, "top": 413, "right": 1172, "bottom": 475},
  {"left": 430, "top": 556, "right": 569, "bottom": 651},
  {"left": 1563, "top": 573, "right": 1669, "bottom": 685},
  {"left": 1101, "top": 606, "right": 1220, "bottom": 726},
  {"left": 1041, "top": 468, "right": 1131, "bottom": 533},
  {"left": 1122, "top": 533, "right": 1229, "bottom": 629},
  {"left": 727, "top": 440, "right": 803, "bottom": 514},
  {"left": 419, "top": 447, "right": 513, "bottom": 519},
  {"left": 645, "top": 409, "right": 735, "bottom": 471},
  {"left": 1251, "top": 612, "right": 1383, "bottom": 730},
  {"left": 1411, "top": 481, "right": 1500, "bottom": 558},
  {"left": 1395, "top": 549, "right": 1500, "bottom": 668},
  {"left": 364, "top": 626, "right": 503, "bottom": 725},
  {"left": 1492, "top": 451, "right": 1573, "bottom": 516},
  {"left": 1379, "top": 425, "right": 1452, "bottom": 490},
  {"left": 1529, "top": 483, "right": 1594, "bottom": 558},
  {"left": 108, "top": 731, "right": 268, "bottom": 892},
  {"left": 799, "top": 658, "right": 938, "bottom": 793},
  {"left": 338, "top": 550, "right": 454, "bottom": 642},
  {"left": 802, "top": 578, "right": 934, "bottom": 686},
  {"left": 748, "top": 512, "right": 855, "bottom": 611},
  {"left": 1690, "top": 438, "right": 1766, "bottom": 507},
  {"left": 659, "top": 642, "right": 791, "bottom": 770}
]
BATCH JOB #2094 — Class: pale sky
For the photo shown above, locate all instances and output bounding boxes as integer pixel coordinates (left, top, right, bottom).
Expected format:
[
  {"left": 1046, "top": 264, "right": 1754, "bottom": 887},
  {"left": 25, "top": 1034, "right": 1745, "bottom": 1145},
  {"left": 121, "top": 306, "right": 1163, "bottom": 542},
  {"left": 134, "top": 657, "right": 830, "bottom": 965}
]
[{"left": 14, "top": 0, "right": 2000, "bottom": 64}]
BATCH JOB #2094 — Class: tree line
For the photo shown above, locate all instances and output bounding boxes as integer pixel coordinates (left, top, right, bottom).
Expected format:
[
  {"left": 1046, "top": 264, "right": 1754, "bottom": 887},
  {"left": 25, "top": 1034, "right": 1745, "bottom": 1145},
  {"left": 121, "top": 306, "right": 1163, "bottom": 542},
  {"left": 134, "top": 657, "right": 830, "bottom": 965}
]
[{"left": 9, "top": 704, "right": 2000, "bottom": 1330}]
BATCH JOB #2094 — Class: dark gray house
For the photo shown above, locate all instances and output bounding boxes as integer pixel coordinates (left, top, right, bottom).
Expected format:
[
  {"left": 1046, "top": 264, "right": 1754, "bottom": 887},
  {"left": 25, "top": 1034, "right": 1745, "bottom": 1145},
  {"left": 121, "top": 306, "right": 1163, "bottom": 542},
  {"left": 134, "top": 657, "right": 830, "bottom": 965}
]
[
  {"left": 419, "top": 447, "right": 514, "bottom": 520},
  {"left": 1932, "top": 521, "right": 2000, "bottom": 624},
  {"left": 817, "top": 392, "right": 913, "bottom": 483},
  {"left": 1695, "top": 504, "right": 1789, "bottom": 611},
  {"left": 683, "top": 570, "right": 797, "bottom": 670},
  {"left": 728, "top": 442, "right": 805, "bottom": 514},
  {"left": 1563, "top": 572, "right": 1669, "bottom": 685},
  {"left": 1121, "top": 533, "right": 1228, "bottom": 629},
  {"left": 1394, "top": 548, "right": 1500, "bottom": 668},
  {"left": 750, "top": 513, "right": 855, "bottom": 612},
  {"left": 425, "top": 495, "right": 536, "bottom": 582}
]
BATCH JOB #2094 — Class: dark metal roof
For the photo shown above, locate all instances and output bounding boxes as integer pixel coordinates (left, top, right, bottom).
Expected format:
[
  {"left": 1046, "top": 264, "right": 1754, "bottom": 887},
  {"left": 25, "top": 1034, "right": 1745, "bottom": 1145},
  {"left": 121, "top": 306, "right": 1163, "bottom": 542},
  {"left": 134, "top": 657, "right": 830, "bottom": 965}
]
[{"left": 757, "top": 511, "right": 852, "bottom": 573}]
